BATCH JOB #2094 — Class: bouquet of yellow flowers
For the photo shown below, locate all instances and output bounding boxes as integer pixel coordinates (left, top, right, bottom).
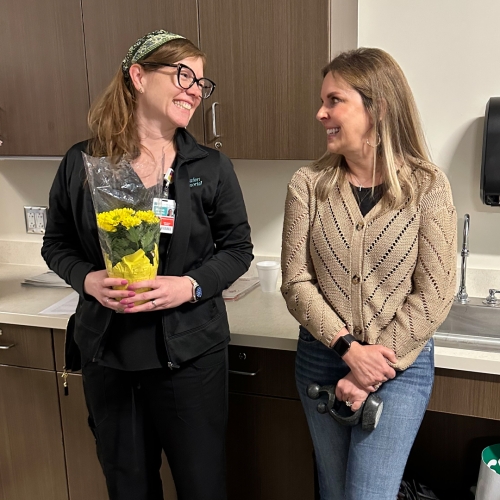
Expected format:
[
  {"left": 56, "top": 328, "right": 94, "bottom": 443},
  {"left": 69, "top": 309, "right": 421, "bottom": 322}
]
[{"left": 83, "top": 153, "right": 163, "bottom": 302}]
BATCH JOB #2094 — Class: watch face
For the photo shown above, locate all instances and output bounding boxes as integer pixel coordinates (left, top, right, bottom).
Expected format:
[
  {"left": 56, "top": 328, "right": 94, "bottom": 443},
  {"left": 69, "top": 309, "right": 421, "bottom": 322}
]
[
  {"left": 195, "top": 285, "right": 202, "bottom": 300},
  {"left": 333, "top": 336, "right": 350, "bottom": 357}
]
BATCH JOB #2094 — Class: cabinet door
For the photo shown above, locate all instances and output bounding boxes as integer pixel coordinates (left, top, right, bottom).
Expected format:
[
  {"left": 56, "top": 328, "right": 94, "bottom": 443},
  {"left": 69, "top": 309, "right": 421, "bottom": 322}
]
[
  {"left": 199, "top": 0, "right": 329, "bottom": 159},
  {"left": 0, "top": 366, "right": 68, "bottom": 500},
  {"left": 227, "top": 393, "right": 315, "bottom": 500},
  {"left": 81, "top": 0, "right": 204, "bottom": 144},
  {"left": 58, "top": 372, "right": 177, "bottom": 500},
  {"left": 0, "top": 0, "right": 89, "bottom": 156}
]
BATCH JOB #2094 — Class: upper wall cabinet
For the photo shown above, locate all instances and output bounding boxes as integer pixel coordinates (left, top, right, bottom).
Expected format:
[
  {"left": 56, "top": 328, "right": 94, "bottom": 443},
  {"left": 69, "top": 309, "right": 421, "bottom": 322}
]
[
  {"left": 0, "top": 0, "right": 333, "bottom": 159},
  {"left": 0, "top": 0, "right": 90, "bottom": 156},
  {"left": 199, "top": 0, "right": 329, "bottom": 160},
  {"left": 80, "top": 0, "right": 204, "bottom": 145}
]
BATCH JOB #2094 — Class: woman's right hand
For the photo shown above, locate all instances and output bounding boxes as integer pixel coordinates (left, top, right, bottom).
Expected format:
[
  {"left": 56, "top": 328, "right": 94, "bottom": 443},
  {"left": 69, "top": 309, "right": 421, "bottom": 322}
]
[
  {"left": 83, "top": 270, "right": 135, "bottom": 310},
  {"left": 342, "top": 340, "right": 397, "bottom": 391},
  {"left": 335, "top": 372, "right": 371, "bottom": 412}
]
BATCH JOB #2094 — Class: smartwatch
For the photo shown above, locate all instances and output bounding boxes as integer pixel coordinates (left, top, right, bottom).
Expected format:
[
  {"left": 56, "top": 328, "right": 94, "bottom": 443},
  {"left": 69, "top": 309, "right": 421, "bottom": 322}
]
[
  {"left": 185, "top": 276, "right": 202, "bottom": 303},
  {"left": 332, "top": 334, "right": 358, "bottom": 358}
]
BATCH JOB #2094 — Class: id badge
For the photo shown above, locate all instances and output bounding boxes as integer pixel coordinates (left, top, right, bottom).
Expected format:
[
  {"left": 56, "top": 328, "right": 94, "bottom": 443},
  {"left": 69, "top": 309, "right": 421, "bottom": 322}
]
[{"left": 153, "top": 197, "right": 176, "bottom": 234}]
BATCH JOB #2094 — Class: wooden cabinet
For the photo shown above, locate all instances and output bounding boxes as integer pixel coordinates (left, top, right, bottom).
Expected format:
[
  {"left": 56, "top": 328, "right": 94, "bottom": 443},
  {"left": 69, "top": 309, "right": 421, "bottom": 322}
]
[
  {"left": 227, "top": 345, "right": 315, "bottom": 499},
  {"left": 199, "top": 0, "right": 329, "bottom": 159},
  {"left": 0, "top": 324, "right": 68, "bottom": 500},
  {"left": 4, "top": 322, "right": 500, "bottom": 500},
  {"left": 0, "top": 0, "right": 89, "bottom": 156},
  {"left": 1, "top": 0, "right": 338, "bottom": 159}
]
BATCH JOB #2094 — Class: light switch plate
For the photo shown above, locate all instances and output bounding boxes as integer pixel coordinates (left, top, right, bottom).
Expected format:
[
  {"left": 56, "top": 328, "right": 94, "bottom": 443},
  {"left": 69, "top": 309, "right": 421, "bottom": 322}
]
[{"left": 24, "top": 206, "right": 47, "bottom": 234}]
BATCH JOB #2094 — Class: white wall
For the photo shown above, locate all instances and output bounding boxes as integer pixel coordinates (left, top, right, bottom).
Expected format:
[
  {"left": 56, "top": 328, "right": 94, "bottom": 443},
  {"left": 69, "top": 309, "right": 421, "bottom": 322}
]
[{"left": 359, "top": 0, "right": 500, "bottom": 270}]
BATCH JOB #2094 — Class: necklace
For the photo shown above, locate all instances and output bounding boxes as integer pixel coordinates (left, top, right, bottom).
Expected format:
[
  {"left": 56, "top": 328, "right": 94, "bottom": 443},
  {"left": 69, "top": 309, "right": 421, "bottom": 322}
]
[
  {"left": 351, "top": 185, "right": 373, "bottom": 205},
  {"left": 349, "top": 171, "right": 366, "bottom": 191}
]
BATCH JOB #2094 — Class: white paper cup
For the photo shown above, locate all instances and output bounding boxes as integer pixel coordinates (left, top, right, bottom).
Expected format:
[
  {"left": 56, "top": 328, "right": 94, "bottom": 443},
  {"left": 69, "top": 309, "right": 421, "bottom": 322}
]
[{"left": 256, "top": 261, "right": 280, "bottom": 292}]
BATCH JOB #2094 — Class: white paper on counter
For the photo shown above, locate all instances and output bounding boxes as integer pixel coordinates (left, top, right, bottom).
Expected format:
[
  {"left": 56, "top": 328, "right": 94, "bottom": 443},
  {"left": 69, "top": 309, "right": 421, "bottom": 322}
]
[
  {"left": 39, "top": 291, "right": 79, "bottom": 315},
  {"left": 22, "top": 270, "right": 71, "bottom": 288}
]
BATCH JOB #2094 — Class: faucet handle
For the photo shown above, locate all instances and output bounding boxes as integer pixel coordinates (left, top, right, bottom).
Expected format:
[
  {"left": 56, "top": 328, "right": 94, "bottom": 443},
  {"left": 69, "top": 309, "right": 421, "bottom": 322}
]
[{"left": 483, "top": 289, "right": 500, "bottom": 305}]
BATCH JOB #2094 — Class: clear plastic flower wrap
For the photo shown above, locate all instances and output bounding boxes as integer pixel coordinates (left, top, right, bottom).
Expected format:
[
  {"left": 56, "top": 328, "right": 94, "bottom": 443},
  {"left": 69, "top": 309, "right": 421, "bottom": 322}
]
[{"left": 83, "top": 152, "right": 163, "bottom": 303}]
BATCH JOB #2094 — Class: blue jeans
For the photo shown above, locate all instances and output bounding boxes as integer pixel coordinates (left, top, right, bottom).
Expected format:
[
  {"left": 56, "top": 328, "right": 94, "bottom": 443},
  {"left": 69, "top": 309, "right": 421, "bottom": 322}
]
[{"left": 296, "top": 327, "right": 434, "bottom": 500}]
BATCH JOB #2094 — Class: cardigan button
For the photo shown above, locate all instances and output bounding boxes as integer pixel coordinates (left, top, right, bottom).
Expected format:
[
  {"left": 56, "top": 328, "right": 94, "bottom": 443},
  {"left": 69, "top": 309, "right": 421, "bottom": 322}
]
[
  {"left": 355, "top": 222, "right": 364, "bottom": 231},
  {"left": 352, "top": 275, "right": 360, "bottom": 284},
  {"left": 353, "top": 327, "right": 362, "bottom": 336}
]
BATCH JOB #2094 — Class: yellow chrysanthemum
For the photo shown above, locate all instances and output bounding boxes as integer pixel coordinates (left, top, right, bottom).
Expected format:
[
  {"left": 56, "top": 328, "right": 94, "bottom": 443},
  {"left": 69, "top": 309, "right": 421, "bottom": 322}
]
[
  {"left": 97, "top": 212, "right": 119, "bottom": 232},
  {"left": 136, "top": 210, "right": 160, "bottom": 224},
  {"left": 120, "top": 214, "right": 142, "bottom": 229},
  {"left": 97, "top": 207, "right": 156, "bottom": 231}
]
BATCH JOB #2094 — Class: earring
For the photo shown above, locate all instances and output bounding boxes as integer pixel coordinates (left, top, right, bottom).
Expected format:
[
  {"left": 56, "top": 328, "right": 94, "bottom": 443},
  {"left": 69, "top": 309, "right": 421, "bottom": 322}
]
[
  {"left": 366, "top": 135, "right": 381, "bottom": 148},
  {"left": 138, "top": 87, "right": 144, "bottom": 94}
]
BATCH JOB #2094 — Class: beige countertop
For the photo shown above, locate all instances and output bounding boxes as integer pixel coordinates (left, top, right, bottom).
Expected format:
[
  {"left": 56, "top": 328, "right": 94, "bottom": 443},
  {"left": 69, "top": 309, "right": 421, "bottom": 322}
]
[{"left": 1, "top": 263, "right": 500, "bottom": 376}]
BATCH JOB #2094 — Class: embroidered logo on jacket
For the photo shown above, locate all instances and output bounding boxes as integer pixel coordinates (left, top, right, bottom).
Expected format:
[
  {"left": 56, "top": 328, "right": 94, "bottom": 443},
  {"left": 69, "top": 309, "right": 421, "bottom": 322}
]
[{"left": 189, "top": 177, "right": 203, "bottom": 187}]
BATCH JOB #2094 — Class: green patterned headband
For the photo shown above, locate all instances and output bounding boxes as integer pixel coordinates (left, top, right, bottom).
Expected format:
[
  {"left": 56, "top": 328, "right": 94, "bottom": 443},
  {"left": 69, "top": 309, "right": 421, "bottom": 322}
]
[{"left": 122, "top": 30, "right": 185, "bottom": 77}]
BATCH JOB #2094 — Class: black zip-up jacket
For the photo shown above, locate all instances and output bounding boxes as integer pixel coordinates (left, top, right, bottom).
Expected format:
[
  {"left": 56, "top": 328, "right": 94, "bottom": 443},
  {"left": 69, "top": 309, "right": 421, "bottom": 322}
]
[{"left": 42, "top": 129, "right": 253, "bottom": 370}]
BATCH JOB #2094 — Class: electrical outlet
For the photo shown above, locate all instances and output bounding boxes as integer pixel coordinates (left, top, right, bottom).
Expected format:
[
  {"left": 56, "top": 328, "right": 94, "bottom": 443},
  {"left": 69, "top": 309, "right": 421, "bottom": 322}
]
[{"left": 24, "top": 206, "right": 48, "bottom": 234}]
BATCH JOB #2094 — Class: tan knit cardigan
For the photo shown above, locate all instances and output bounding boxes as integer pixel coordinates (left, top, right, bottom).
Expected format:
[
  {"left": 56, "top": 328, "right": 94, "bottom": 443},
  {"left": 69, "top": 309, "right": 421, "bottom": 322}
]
[{"left": 281, "top": 164, "right": 457, "bottom": 370}]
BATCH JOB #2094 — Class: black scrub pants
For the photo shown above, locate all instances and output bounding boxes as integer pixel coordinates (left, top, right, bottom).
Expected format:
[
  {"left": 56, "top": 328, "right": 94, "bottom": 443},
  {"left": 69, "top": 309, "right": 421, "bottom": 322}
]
[{"left": 82, "top": 346, "right": 228, "bottom": 500}]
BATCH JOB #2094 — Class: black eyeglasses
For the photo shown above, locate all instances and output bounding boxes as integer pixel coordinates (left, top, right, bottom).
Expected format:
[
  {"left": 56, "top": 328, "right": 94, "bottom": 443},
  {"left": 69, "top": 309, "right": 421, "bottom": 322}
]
[{"left": 141, "top": 62, "right": 216, "bottom": 99}]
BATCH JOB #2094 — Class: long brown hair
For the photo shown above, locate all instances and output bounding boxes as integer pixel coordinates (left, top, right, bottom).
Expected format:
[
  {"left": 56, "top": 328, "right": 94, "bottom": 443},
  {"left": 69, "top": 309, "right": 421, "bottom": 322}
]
[
  {"left": 88, "top": 38, "right": 206, "bottom": 161},
  {"left": 314, "top": 47, "right": 434, "bottom": 209}
]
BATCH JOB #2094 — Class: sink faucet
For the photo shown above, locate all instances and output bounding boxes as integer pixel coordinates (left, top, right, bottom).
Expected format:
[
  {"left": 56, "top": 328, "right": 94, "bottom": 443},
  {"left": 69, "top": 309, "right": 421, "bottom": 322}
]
[
  {"left": 455, "top": 214, "right": 470, "bottom": 304},
  {"left": 483, "top": 289, "right": 500, "bottom": 306}
]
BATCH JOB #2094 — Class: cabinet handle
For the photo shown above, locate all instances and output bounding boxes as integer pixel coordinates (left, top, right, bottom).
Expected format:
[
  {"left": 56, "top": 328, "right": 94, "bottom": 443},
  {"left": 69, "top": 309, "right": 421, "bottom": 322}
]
[
  {"left": 211, "top": 102, "right": 221, "bottom": 138},
  {"left": 229, "top": 369, "right": 259, "bottom": 377},
  {"left": 0, "top": 344, "right": 15, "bottom": 350}
]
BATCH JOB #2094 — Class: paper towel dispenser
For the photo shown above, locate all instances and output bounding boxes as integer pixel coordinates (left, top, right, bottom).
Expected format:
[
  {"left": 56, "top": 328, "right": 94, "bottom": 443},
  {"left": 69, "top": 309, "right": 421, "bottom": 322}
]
[{"left": 480, "top": 97, "right": 500, "bottom": 206}]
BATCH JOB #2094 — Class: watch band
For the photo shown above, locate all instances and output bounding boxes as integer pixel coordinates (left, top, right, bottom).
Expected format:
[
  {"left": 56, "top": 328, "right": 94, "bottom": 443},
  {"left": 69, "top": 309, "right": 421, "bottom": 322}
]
[
  {"left": 332, "top": 333, "right": 357, "bottom": 358},
  {"left": 185, "top": 276, "right": 202, "bottom": 303}
]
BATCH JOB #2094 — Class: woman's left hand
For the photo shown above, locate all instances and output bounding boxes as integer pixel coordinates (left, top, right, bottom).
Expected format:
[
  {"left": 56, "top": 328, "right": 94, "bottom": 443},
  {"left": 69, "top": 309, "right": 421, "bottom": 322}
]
[
  {"left": 119, "top": 276, "right": 193, "bottom": 312},
  {"left": 335, "top": 372, "right": 372, "bottom": 412}
]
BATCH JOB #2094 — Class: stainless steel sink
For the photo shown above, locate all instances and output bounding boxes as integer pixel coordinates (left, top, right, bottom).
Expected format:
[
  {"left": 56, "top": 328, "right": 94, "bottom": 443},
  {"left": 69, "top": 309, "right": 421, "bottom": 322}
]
[{"left": 434, "top": 297, "right": 500, "bottom": 351}]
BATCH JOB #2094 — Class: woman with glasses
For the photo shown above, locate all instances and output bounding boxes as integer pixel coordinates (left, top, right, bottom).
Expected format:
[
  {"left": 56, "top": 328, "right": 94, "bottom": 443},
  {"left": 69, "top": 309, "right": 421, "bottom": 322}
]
[
  {"left": 42, "top": 30, "right": 253, "bottom": 500},
  {"left": 281, "top": 48, "right": 456, "bottom": 499}
]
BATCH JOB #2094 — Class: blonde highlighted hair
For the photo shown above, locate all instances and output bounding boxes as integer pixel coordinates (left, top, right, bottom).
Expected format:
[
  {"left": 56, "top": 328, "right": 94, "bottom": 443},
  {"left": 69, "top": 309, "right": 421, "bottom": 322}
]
[
  {"left": 314, "top": 47, "right": 434, "bottom": 208},
  {"left": 88, "top": 38, "right": 206, "bottom": 161}
]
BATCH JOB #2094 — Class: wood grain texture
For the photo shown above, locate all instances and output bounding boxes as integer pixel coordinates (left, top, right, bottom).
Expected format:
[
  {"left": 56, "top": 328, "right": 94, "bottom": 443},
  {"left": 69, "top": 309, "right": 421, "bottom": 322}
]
[
  {"left": 0, "top": 323, "right": 54, "bottom": 370},
  {"left": 0, "top": 0, "right": 89, "bottom": 155},
  {"left": 228, "top": 344, "right": 299, "bottom": 399},
  {"left": 81, "top": 0, "right": 204, "bottom": 144},
  {"left": 53, "top": 328, "right": 65, "bottom": 372},
  {"left": 227, "top": 393, "right": 314, "bottom": 500},
  {"left": 428, "top": 368, "right": 500, "bottom": 420},
  {"left": 199, "top": 0, "right": 330, "bottom": 159},
  {"left": 58, "top": 372, "right": 177, "bottom": 500},
  {"left": 0, "top": 366, "right": 68, "bottom": 500}
]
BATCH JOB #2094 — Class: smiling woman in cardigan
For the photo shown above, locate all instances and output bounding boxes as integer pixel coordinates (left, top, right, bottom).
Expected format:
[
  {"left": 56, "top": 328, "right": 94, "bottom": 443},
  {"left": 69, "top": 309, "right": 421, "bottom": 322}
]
[{"left": 281, "top": 47, "right": 456, "bottom": 500}]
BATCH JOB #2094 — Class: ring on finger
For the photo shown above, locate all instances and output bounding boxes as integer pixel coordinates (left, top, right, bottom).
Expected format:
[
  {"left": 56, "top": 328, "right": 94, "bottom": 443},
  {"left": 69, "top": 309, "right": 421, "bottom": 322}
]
[
  {"left": 374, "top": 382, "right": 382, "bottom": 391},
  {"left": 151, "top": 300, "right": 157, "bottom": 308},
  {"left": 345, "top": 400, "right": 353, "bottom": 407}
]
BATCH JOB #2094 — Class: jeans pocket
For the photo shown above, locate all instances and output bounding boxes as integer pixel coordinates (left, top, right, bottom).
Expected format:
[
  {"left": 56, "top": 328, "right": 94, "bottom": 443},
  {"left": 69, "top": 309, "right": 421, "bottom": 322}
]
[{"left": 298, "top": 326, "right": 317, "bottom": 343}]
